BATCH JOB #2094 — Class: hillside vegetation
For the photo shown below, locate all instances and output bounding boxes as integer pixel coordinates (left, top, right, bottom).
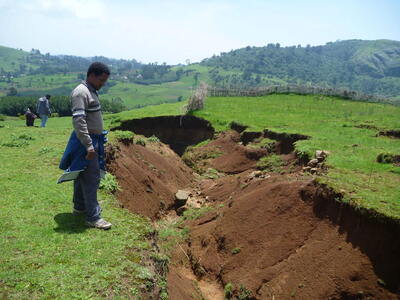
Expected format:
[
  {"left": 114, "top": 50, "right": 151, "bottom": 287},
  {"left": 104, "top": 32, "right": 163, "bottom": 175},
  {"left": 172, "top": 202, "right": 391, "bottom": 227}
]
[
  {"left": 201, "top": 39, "right": 400, "bottom": 98},
  {"left": 1, "top": 40, "right": 400, "bottom": 112}
]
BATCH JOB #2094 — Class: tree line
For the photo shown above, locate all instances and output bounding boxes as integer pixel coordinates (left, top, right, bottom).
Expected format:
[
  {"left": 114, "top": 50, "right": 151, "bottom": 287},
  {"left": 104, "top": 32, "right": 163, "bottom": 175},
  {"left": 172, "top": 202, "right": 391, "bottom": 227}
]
[
  {"left": 0, "top": 96, "right": 126, "bottom": 116},
  {"left": 201, "top": 40, "right": 400, "bottom": 98}
]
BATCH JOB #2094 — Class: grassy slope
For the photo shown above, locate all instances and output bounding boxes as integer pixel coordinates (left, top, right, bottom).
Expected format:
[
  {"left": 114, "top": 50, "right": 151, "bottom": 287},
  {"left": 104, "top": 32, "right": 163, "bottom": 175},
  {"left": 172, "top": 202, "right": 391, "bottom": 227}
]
[
  {"left": 0, "top": 46, "right": 28, "bottom": 73},
  {"left": 0, "top": 117, "right": 154, "bottom": 299},
  {"left": 102, "top": 64, "right": 210, "bottom": 109}
]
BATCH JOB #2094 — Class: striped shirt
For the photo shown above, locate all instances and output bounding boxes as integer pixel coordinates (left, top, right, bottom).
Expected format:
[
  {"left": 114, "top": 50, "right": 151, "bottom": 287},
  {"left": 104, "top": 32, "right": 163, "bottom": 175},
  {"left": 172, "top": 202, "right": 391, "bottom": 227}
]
[{"left": 70, "top": 81, "right": 104, "bottom": 150}]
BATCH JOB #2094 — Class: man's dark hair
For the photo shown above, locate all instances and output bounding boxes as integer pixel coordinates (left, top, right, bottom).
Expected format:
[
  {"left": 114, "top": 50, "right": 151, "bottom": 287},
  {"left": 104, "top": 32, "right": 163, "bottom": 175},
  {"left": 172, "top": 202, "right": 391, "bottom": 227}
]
[
  {"left": 87, "top": 62, "right": 110, "bottom": 77},
  {"left": 45, "top": 94, "right": 51, "bottom": 99}
]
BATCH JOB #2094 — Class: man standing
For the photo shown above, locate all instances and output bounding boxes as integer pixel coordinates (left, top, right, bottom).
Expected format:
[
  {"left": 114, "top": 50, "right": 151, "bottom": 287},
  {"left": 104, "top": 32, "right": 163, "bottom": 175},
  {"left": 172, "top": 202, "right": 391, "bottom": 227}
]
[
  {"left": 36, "top": 94, "right": 51, "bottom": 127},
  {"left": 70, "top": 62, "right": 112, "bottom": 230}
]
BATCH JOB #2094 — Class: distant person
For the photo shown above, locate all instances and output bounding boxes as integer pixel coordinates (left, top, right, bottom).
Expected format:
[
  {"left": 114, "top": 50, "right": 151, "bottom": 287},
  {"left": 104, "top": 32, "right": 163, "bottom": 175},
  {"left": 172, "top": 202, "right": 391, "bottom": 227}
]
[
  {"left": 36, "top": 94, "right": 51, "bottom": 127},
  {"left": 59, "top": 62, "right": 112, "bottom": 230},
  {"left": 24, "top": 107, "right": 37, "bottom": 127}
]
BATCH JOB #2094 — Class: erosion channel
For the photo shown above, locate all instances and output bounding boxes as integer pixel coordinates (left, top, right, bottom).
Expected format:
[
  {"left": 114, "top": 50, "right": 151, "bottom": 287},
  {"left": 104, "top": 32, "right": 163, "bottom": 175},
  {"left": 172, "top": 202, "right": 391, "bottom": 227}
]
[{"left": 108, "top": 116, "right": 400, "bottom": 300}]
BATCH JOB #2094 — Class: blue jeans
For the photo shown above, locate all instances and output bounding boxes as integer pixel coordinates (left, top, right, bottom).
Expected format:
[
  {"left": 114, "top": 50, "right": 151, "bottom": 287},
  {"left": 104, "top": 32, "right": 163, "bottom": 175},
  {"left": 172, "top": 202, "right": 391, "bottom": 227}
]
[
  {"left": 73, "top": 152, "right": 101, "bottom": 222},
  {"left": 40, "top": 114, "right": 48, "bottom": 127}
]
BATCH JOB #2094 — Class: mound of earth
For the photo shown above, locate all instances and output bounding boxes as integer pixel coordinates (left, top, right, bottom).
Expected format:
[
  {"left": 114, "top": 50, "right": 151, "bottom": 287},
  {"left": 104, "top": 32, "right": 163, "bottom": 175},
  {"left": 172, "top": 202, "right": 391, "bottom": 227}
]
[
  {"left": 106, "top": 140, "right": 195, "bottom": 219},
  {"left": 183, "top": 131, "right": 268, "bottom": 174},
  {"left": 180, "top": 176, "right": 399, "bottom": 299}
]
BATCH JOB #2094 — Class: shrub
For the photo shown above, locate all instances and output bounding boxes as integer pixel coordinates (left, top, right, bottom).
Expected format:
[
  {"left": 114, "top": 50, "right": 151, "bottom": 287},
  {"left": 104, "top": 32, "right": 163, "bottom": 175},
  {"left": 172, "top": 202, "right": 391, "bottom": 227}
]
[
  {"left": 99, "top": 173, "right": 120, "bottom": 194},
  {"left": 183, "top": 82, "right": 208, "bottom": 114}
]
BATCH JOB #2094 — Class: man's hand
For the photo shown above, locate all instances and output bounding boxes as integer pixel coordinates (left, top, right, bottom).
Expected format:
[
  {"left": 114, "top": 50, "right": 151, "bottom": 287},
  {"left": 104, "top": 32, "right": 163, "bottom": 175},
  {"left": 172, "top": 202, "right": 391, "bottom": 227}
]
[{"left": 86, "top": 148, "right": 96, "bottom": 160}]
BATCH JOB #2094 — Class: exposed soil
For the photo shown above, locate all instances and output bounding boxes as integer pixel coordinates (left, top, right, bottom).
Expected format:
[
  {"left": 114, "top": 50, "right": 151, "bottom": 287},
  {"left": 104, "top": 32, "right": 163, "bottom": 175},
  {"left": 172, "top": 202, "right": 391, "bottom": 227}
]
[
  {"left": 183, "top": 130, "right": 269, "bottom": 174},
  {"left": 182, "top": 177, "right": 400, "bottom": 299},
  {"left": 106, "top": 141, "right": 194, "bottom": 219},
  {"left": 107, "top": 118, "right": 400, "bottom": 300},
  {"left": 112, "top": 115, "right": 215, "bottom": 155}
]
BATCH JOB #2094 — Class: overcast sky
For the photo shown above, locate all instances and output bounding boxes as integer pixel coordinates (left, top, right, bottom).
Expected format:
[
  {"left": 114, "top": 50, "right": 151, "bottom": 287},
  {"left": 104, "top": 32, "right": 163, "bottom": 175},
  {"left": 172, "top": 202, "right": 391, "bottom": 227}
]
[{"left": 0, "top": 0, "right": 399, "bottom": 64}]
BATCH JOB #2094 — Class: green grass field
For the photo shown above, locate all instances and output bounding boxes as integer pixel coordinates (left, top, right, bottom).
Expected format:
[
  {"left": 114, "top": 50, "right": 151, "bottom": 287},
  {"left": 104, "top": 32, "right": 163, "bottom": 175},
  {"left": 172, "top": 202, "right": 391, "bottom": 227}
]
[{"left": 0, "top": 117, "right": 156, "bottom": 299}]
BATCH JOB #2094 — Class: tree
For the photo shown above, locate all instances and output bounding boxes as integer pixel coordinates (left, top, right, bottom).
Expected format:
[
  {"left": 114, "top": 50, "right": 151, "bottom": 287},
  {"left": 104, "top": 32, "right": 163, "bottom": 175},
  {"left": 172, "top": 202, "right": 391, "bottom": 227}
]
[
  {"left": 77, "top": 73, "right": 85, "bottom": 80},
  {"left": 7, "top": 87, "right": 18, "bottom": 96}
]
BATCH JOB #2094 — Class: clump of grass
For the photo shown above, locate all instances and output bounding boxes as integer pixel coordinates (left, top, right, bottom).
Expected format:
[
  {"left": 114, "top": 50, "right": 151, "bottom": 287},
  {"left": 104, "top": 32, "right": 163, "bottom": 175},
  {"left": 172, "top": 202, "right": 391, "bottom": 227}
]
[
  {"left": 257, "top": 154, "right": 283, "bottom": 172},
  {"left": 135, "top": 137, "right": 146, "bottom": 146},
  {"left": 249, "top": 138, "right": 276, "bottom": 152},
  {"left": 0, "top": 114, "right": 5, "bottom": 121},
  {"left": 148, "top": 135, "right": 160, "bottom": 143},
  {"left": 14, "top": 133, "right": 34, "bottom": 140},
  {"left": 99, "top": 173, "right": 120, "bottom": 194},
  {"left": 113, "top": 130, "right": 134, "bottom": 145},
  {"left": 182, "top": 206, "right": 214, "bottom": 221},
  {"left": 182, "top": 147, "right": 222, "bottom": 174},
  {"left": 238, "top": 285, "right": 253, "bottom": 300},
  {"left": 224, "top": 282, "right": 234, "bottom": 299},
  {"left": 258, "top": 138, "right": 276, "bottom": 151},
  {"left": 231, "top": 247, "right": 241, "bottom": 255},
  {"left": 202, "top": 168, "right": 221, "bottom": 179},
  {"left": 157, "top": 219, "right": 190, "bottom": 252},
  {"left": 1, "top": 133, "right": 34, "bottom": 147},
  {"left": 193, "top": 139, "right": 211, "bottom": 148},
  {"left": 39, "top": 146, "right": 54, "bottom": 155}
]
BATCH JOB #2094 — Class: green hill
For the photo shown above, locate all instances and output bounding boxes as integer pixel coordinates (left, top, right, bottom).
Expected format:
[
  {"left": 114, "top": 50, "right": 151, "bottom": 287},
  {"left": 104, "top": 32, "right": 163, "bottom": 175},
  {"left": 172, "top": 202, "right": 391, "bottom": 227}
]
[
  {"left": 201, "top": 39, "right": 400, "bottom": 99},
  {"left": 1, "top": 40, "right": 400, "bottom": 111}
]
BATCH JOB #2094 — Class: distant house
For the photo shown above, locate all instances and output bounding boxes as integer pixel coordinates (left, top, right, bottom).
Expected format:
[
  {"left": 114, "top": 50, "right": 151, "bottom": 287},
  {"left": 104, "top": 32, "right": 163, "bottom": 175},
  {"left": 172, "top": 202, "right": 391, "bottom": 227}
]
[{"left": 136, "top": 74, "right": 143, "bottom": 79}]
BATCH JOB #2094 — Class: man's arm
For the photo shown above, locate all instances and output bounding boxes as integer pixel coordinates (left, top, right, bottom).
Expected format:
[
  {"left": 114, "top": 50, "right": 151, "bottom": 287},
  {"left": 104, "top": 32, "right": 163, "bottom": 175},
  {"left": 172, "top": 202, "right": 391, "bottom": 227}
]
[{"left": 71, "top": 91, "right": 95, "bottom": 159}]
